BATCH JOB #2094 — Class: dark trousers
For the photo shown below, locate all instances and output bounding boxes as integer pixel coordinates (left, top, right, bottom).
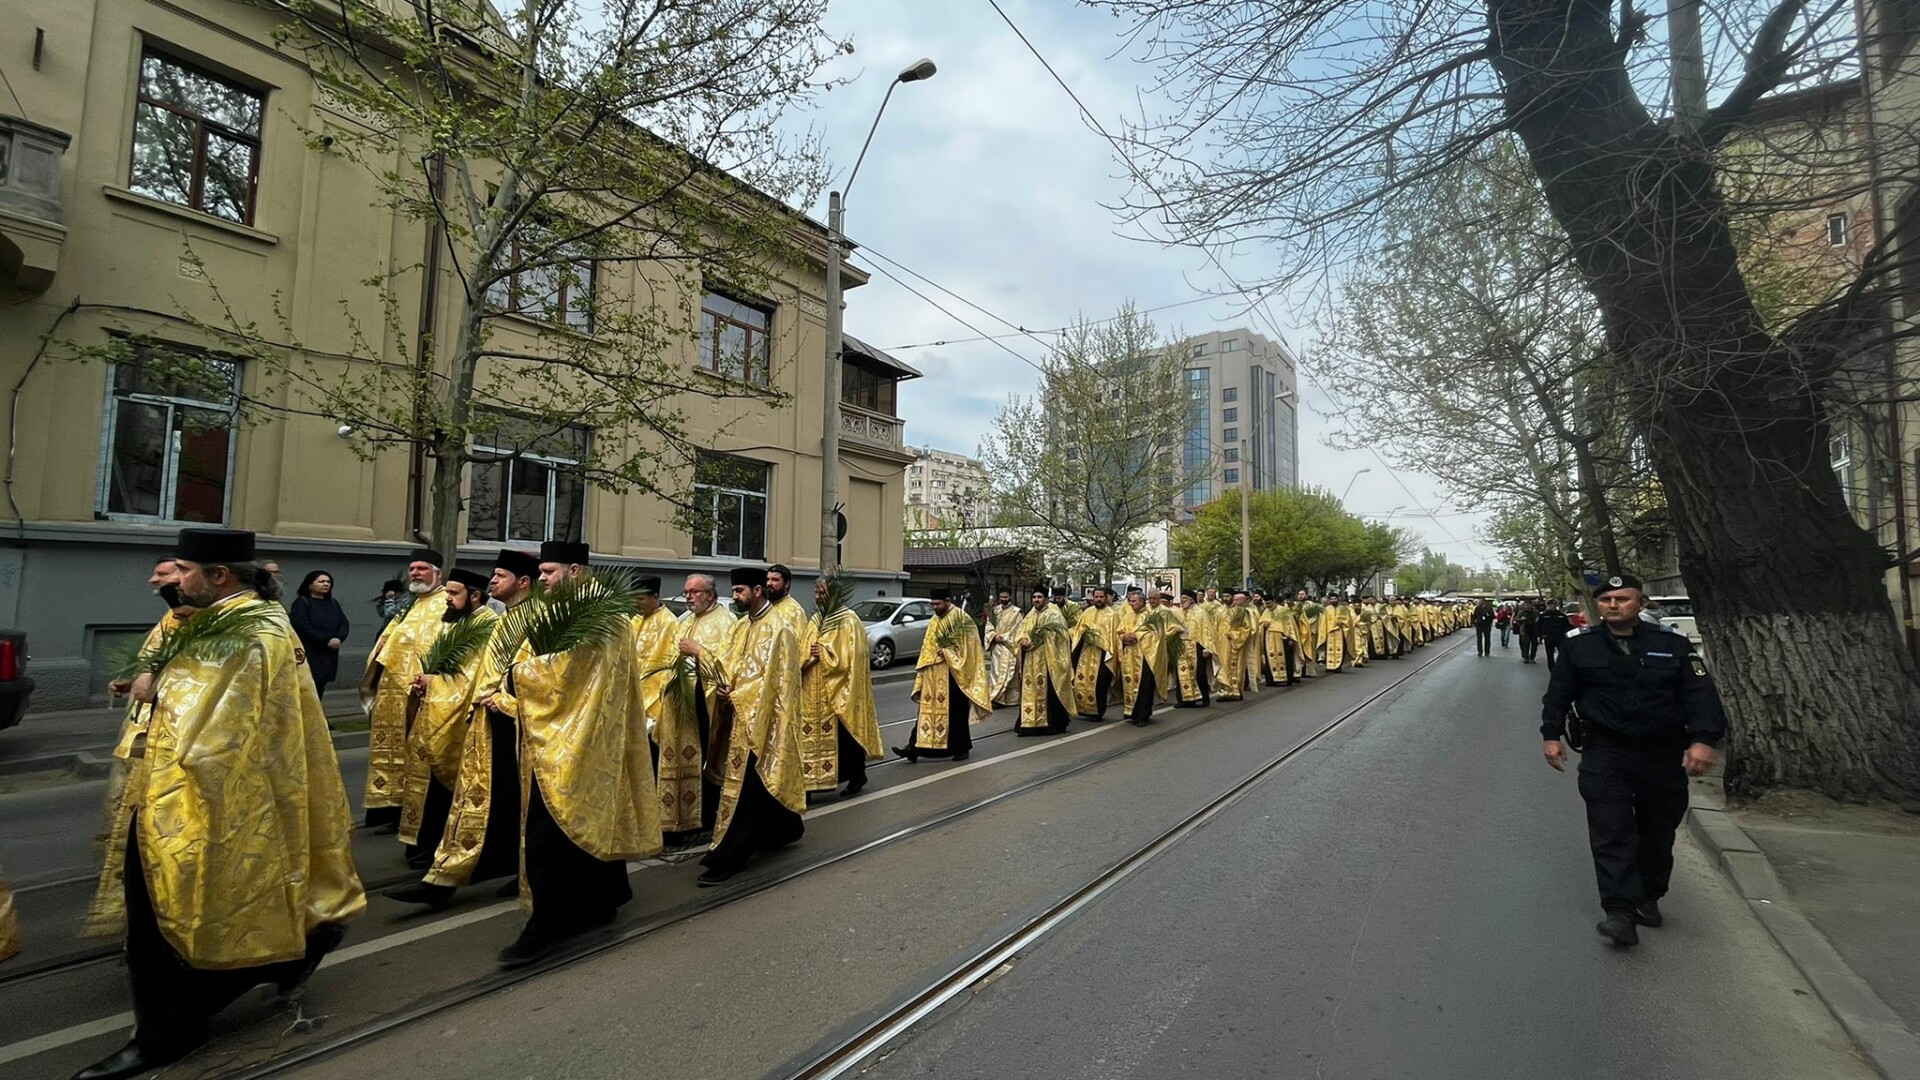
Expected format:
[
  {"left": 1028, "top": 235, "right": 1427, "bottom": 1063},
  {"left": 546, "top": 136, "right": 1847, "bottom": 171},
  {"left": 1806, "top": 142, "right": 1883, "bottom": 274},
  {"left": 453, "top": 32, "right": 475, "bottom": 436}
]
[
  {"left": 702, "top": 753, "right": 806, "bottom": 875},
  {"left": 1128, "top": 666, "right": 1157, "bottom": 723},
  {"left": 838, "top": 724, "right": 869, "bottom": 784},
  {"left": 1519, "top": 632, "right": 1540, "bottom": 661},
  {"left": 1282, "top": 639, "right": 1300, "bottom": 684},
  {"left": 1577, "top": 742, "right": 1690, "bottom": 912},
  {"left": 405, "top": 775, "right": 455, "bottom": 864},
  {"left": 472, "top": 710, "right": 524, "bottom": 881},
  {"left": 1499, "top": 624, "right": 1511, "bottom": 648},
  {"left": 522, "top": 779, "right": 633, "bottom": 944},
  {"left": 124, "top": 824, "right": 336, "bottom": 1062},
  {"left": 907, "top": 676, "right": 974, "bottom": 757},
  {"left": 1475, "top": 624, "right": 1492, "bottom": 655},
  {"left": 1544, "top": 638, "right": 1563, "bottom": 670}
]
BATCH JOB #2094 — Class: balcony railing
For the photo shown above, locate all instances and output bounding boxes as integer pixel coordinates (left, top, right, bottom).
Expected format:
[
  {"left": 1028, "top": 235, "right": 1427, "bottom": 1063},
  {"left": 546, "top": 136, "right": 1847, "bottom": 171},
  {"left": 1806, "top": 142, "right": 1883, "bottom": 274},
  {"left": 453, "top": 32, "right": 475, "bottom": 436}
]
[
  {"left": 0, "top": 114, "right": 71, "bottom": 293},
  {"left": 840, "top": 402, "right": 904, "bottom": 451}
]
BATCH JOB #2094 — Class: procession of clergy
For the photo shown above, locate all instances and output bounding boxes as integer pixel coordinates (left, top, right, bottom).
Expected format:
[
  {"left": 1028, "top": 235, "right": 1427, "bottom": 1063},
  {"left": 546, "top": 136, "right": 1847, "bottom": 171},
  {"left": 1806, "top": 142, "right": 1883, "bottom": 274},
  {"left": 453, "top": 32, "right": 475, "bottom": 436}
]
[{"left": 2, "top": 524, "right": 1465, "bottom": 1080}]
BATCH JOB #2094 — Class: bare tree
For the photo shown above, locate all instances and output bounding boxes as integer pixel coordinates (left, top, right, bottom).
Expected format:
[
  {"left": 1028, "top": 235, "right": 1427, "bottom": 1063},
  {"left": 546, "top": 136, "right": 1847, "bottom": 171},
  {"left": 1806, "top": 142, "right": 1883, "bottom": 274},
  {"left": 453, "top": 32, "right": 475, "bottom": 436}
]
[
  {"left": 1095, "top": 0, "right": 1920, "bottom": 802},
  {"left": 981, "top": 305, "right": 1190, "bottom": 584}
]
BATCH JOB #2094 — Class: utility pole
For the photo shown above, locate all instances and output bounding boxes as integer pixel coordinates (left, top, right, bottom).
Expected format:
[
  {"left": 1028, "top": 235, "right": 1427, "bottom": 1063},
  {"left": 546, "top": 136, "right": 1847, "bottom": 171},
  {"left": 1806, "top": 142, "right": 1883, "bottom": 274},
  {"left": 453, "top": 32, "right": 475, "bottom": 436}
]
[
  {"left": 1669, "top": 0, "right": 1708, "bottom": 131},
  {"left": 820, "top": 189, "right": 845, "bottom": 573},
  {"left": 1239, "top": 438, "right": 1252, "bottom": 589}
]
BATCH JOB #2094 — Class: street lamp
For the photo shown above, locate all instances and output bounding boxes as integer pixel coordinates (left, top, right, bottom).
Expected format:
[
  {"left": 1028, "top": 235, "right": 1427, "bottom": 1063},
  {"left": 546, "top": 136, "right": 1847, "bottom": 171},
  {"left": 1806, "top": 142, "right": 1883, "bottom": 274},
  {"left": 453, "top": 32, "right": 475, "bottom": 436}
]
[
  {"left": 821, "top": 58, "right": 937, "bottom": 574},
  {"left": 1339, "top": 467, "right": 1372, "bottom": 504}
]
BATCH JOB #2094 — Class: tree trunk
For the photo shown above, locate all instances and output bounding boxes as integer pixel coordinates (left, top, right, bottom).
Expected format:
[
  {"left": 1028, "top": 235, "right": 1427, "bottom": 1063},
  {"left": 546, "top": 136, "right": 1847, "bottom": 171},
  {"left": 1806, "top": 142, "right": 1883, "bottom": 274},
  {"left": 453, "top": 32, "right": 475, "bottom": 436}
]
[{"left": 1487, "top": 0, "right": 1920, "bottom": 802}]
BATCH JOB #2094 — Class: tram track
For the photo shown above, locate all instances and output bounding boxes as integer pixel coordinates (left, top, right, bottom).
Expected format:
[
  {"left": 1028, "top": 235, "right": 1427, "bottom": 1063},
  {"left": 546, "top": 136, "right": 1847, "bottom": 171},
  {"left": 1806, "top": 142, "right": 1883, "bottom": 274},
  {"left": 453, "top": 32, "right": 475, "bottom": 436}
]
[
  {"left": 3, "top": 636, "right": 1463, "bottom": 1076},
  {"left": 782, "top": 638, "right": 1465, "bottom": 1080}
]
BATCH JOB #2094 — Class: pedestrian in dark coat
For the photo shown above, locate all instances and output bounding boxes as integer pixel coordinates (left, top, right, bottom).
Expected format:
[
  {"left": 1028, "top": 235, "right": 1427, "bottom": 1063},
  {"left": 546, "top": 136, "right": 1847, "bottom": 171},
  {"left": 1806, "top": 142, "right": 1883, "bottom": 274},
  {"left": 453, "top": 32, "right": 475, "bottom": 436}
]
[{"left": 290, "top": 570, "right": 351, "bottom": 696}]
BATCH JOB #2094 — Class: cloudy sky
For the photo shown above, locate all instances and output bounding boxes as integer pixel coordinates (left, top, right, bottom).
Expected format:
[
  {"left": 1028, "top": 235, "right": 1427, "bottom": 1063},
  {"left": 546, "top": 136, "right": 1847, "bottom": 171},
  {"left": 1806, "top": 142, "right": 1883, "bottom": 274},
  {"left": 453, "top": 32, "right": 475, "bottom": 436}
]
[{"left": 793, "top": 0, "right": 1498, "bottom": 567}]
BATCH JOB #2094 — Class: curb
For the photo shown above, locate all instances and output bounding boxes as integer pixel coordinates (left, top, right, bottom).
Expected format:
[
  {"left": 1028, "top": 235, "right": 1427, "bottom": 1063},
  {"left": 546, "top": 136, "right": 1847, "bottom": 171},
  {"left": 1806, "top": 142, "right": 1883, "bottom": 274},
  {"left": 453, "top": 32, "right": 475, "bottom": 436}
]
[
  {"left": 0, "top": 718, "right": 371, "bottom": 782},
  {"left": 1686, "top": 775, "right": 1920, "bottom": 1080}
]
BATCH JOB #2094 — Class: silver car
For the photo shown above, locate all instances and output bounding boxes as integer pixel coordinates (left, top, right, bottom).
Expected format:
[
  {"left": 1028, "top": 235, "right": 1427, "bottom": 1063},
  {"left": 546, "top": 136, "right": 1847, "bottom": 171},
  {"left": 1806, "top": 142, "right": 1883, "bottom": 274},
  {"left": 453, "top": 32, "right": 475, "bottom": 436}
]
[{"left": 858, "top": 597, "right": 937, "bottom": 669}]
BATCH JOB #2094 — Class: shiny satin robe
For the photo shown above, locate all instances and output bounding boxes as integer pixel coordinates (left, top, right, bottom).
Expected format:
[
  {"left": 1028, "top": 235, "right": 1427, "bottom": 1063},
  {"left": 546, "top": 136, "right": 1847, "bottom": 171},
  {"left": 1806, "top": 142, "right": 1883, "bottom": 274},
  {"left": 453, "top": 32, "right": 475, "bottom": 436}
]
[
  {"left": 425, "top": 604, "right": 521, "bottom": 887},
  {"left": 1070, "top": 604, "right": 1119, "bottom": 711},
  {"left": 491, "top": 628, "right": 663, "bottom": 874},
  {"left": 0, "top": 871, "right": 17, "bottom": 962},
  {"left": 1172, "top": 604, "right": 1207, "bottom": 703},
  {"left": 710, "top": 603, "right": 807, "bottom": 845},
  {"left": 1214, "top": 605, "right": 1260, "bottom": 700},
  {"left": 909, "top": 607, "right": 993, "bottom": 750},
  {"left": 87, "top": 608, "right": 188, "bottom": 932},
  {"left": 85, "top": 593, "right": 366, "bottom": 967},
  {"left": 364, "top": 587, "right": 447, "bottom": 810},
  {"left": 983, "top": 602, "right": 1025, "bottom": 707},
  {"left": 632, "top": 604, "right": 682, "bottom": 743},
  {"left": 658, "top": 604, "right": 735, "bottom": 832},
  {"left": 802, "top": 609, "right": 885, "bottom": 789},
  {"left": 1015, "top": 603, "right": 1076, "bottom": 730},
  {"left": 1114, "top": 604, "right": 1178, "bottom": 708},
  {"left": 400, "top": 608, "right": 501, "bottom": 846}
]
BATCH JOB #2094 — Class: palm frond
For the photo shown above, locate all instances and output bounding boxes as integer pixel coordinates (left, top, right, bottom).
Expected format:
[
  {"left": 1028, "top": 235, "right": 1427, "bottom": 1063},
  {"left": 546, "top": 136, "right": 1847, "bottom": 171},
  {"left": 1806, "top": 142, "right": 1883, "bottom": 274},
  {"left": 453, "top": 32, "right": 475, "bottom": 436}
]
[
  {"left": 1027, "top": 617, "right": 1065, "bottom": 650},
  {"left": 1303, "top": 602, "right": 1325, "bottom": 620},
  {"left": 816, "top": 571, "right": 856, "bottom": 626},
  {"left": 641, "top": 654, "right": 699, "bottom": 719},
  {"left": 107, "top": 601, "right": 281, "bottom": 681},
  {"left": 931, "top": 610, "right": 967, "bottom": 653},
  {"left": 491, "top": 568, "right": 641, "bottom": 666},
  {"left": 421, "top": 613, "right": 498, "bottom": 676}
]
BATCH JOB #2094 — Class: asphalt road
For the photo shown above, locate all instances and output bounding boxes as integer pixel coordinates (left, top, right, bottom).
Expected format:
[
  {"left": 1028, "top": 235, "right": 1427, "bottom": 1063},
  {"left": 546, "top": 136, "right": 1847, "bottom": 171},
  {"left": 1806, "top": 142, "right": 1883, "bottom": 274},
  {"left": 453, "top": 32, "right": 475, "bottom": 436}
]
[{"left": 0, "top": 642, "right": 1873, "bottom": 1079}]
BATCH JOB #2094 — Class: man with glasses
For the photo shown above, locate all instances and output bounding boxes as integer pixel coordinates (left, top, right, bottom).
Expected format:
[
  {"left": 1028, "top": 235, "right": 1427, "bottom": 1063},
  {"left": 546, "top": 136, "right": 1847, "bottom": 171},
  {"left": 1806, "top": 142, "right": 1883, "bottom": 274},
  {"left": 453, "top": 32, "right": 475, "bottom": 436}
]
[
  {"left": 1541, "top": 572, "right": 1726, "bottom": 949},
  {"left": 662, "top": 573, "right": 735, "bottom": 846}
]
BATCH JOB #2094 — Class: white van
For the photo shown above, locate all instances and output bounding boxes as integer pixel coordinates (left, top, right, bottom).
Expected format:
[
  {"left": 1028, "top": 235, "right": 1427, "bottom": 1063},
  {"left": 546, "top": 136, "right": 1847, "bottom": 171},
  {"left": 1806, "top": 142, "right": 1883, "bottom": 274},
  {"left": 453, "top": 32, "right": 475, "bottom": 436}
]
[{"left": 1646, "top": 596, "right": 1702, "bottom": 651}]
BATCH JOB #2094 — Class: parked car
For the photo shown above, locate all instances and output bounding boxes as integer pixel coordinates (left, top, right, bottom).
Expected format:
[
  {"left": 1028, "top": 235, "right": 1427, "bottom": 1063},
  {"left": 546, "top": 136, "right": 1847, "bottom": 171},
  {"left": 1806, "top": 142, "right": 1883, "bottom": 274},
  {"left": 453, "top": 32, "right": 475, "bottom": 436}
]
[
  {"left": 0, "top": 629, "right": 31, "bottom": 731},
  {"left": 857, "top": 598, "right": 936, "bottom": 670},
  {"left": 1646, "top": 595, "right": 1703, "bottom": 652}
]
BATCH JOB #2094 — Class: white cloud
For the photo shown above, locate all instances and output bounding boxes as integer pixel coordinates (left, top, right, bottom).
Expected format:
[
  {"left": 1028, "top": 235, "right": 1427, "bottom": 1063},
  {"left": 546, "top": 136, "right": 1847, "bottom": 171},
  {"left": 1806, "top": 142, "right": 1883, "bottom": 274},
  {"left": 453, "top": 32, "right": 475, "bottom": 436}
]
[{"left": 795, "top": 0, "right": 1502, "bottom": 568}]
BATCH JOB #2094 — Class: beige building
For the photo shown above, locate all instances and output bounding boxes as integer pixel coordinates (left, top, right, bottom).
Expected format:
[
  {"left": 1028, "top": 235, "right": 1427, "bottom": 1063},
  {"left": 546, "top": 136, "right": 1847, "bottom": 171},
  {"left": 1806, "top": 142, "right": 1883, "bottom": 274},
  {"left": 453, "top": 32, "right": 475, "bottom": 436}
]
[
  {"left": 0, "top": 0, "right": 915, "bottom": 708},
  {"left": 904, "top": 445, "right": 992, "bottom": 529}
]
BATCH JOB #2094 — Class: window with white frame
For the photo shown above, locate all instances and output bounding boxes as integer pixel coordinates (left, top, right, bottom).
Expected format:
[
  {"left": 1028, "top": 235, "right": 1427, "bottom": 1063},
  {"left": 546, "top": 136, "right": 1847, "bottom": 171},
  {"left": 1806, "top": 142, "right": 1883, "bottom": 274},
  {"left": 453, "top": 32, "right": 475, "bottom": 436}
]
[
  {"left": 1827, "top": 212, "right": 1849, "bottom": 247},
  {"left": 467, "top": 420, "right": 588, "bottom": 543},
  {"left": 99, "top": 344, "right": 239, "bottom": 523},
  {"left": 692, "top": 452, "right": 769, "bottom": 560},
  {"left": 1831, "top": 430, "right": 1855, "bottom": 510}
]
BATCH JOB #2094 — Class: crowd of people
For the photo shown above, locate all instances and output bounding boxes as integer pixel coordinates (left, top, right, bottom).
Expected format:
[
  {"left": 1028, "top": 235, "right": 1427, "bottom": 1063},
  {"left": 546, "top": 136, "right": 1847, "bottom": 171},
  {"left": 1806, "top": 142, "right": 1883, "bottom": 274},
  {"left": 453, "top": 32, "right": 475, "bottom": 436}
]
[
  {"left": 1, "top": 529, "right": 1477, "bottom": 1080},
  {"left": 1471, "top": 596, "right": 1583, "bottom": 663}
]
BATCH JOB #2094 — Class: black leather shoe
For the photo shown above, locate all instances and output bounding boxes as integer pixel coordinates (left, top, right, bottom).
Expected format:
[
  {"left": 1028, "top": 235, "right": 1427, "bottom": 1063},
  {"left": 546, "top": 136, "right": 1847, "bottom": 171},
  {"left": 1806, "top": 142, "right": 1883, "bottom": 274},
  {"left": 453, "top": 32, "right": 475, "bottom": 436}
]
[
  {"left": 386, "top": 882, "right": 455, "bottom": 910},
  {"left": 951, "top": 752, "right": 969, "bottom": 761},
  {"left": 1596, "top": 911, "right": 1639, "bottom": 947},
  {"left": 496, "top": 931, "right": 560, "bottom": 969},
  {"left": 73, "top": 1040, "right": 184, "bottom": 1080},
  {"left": 696, "top": 867, "right": 739, "bottom": 887},
  {"left": 841, "top": 780, "right": 866, "bottom": 798},
  {"left": 890, "top": 745, "right": 918, "bottom": 763},
  {"left": 1633, "top": 899, "right": 1663, "bottom": 928},
  {"left": 495, "top": 878, "right": 521, "bottom": 899}
]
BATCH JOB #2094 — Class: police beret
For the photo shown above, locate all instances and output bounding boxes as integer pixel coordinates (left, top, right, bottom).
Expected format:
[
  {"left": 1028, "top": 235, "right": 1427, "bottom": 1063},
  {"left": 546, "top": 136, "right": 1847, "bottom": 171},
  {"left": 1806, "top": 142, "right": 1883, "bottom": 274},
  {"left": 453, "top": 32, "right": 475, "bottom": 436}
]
[{"left": 1593, "top": 573, "right": 1644, "bottom": 597}]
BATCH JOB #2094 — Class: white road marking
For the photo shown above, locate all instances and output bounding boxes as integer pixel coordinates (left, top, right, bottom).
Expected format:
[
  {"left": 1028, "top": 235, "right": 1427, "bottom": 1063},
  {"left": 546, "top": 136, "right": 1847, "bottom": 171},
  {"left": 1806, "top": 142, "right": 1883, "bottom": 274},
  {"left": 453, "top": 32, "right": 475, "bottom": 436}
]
[{"left": 0, "top": 707, "right": 1161, "bottom": 1063}]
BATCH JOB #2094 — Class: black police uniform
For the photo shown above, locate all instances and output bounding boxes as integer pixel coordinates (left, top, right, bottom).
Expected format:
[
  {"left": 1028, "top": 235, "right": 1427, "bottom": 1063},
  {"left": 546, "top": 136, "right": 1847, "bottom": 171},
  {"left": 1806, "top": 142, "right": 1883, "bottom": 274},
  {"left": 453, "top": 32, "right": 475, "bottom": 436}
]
[
  {"left": 1536, "top": 607, "right": 1573, "bottom": 669},
  {"left": 1541, "top": 620, "right": 1725, "bottom": 918}
]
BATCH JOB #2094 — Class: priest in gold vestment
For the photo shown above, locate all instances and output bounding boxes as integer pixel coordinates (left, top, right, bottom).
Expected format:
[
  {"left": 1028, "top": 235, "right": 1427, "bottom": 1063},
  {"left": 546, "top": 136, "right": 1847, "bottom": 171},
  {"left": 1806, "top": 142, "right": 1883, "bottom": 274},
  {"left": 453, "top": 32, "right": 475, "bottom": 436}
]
[
  {"left": 983, "top": 589, "right": 1024, "bottom": 707},
  {"left": 389, "top": 550, "right": 538, "bottom": 911},
  {"left": 489, "top": 542, "right": 660, "bottom": 968},
  {"left": 1214, "top": 589, "right": 1261, "bottom": 701},
  {"left": 399, "top": 568, "right": 498, "bottom": 869},
  {"left": 631, "top": 575, "right": 683, "bottom": 786},
  {"left": 1114, "top": 589, "right": 1177, "bottom": 724},
  {"left": 1319, "top": 595, "right": 1351, "bottom": 672},
  {"left": 1172, "top": 590, "right": 1210, "bottom": 707},
  {"left": 1015, "top": 587, "right": 1076, "bottom": 734},
  {"left": 899, "top": 589, "right": 992, "bottom": 761},
  {"left": 77, "top": 528, "right": 364, "bottom": 1080},
  {"left": 1070, "top": 587, "right": 1119, "bottom": 720},
  {"left": 690, "top": 565, "right": 807, "bottom": 886},
  {"left": 662, "top": 573, "right": 735, "bottom": 845},
  {"left": 360, "top": 547, "right": 447, "bottom": 831},
  {"left": 801, "top": 577, "right": 884, "bottom": 795}
]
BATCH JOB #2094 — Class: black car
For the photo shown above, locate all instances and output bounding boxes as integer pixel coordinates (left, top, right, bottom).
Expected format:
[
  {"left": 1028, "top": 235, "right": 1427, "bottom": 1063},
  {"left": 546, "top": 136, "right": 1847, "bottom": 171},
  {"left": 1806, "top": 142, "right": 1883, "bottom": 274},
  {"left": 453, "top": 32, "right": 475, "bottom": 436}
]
[{"left": 0, "top": 630, "right": 30, "bottom": 731}]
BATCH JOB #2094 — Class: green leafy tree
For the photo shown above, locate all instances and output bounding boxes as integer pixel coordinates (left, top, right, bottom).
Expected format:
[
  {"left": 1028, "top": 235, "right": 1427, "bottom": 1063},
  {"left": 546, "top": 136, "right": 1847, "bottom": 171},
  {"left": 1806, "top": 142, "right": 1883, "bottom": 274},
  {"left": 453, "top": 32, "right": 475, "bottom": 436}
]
[{"left": 1171, "top": 485, "right": 1407, "bottom": 592}]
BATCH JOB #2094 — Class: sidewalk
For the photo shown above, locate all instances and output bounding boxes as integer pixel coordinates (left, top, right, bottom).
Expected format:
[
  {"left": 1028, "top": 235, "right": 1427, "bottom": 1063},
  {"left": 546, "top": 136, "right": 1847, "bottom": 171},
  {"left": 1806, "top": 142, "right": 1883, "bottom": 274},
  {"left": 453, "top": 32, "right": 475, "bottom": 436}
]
[
  {"left": 0, "top": 690, "right": 369, "bottom": 778},
  {"left": 1688, "top": 776, "right": 1920, "bottom": 1079}
]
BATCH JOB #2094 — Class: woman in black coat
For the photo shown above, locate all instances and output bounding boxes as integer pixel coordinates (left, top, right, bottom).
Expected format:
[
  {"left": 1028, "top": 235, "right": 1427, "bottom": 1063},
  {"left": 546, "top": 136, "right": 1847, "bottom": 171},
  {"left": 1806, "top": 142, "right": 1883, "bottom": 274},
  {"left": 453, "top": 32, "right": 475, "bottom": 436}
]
[{"left": 290, "top": 570, "right": 351, "bottom": 696}]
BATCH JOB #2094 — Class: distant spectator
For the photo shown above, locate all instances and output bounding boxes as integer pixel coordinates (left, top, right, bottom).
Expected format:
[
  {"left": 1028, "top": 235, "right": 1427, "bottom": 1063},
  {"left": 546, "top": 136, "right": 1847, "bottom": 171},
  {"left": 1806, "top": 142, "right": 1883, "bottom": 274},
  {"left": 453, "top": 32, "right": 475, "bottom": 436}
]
[
  {"left": 291, "top": 570, "right": 351, "bottom": 697},
  {"left": 374, "top": 578, "right": 406, "bottom": 633}
]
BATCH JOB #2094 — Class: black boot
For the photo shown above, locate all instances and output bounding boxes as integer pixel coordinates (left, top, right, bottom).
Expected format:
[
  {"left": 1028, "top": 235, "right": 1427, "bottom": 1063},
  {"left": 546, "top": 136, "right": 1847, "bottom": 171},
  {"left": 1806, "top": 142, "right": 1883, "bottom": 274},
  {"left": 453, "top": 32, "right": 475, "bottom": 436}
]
[
  {"left": 73, "top": 1041, "right": 184, "bottom": 1080},
  {"left": 386, "top": 882, "right": 456, "bottom": 911},
  {"left": 890, "top": 745, "right": 918, "bottom": 763},
  {"left": 1596, "top": 911, "right": 1639, "bottom": 947},
  {"left": 1632, "top": 899, "right": 1664, "bottom": 928}
]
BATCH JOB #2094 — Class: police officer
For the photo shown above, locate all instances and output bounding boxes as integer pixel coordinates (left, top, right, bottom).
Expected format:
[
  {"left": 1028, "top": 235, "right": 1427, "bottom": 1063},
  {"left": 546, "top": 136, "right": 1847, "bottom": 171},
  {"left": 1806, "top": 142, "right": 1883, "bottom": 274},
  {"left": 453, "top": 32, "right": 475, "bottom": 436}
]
[{"left": 1541, "top": 572, "right": 1725, "bottom": 948}]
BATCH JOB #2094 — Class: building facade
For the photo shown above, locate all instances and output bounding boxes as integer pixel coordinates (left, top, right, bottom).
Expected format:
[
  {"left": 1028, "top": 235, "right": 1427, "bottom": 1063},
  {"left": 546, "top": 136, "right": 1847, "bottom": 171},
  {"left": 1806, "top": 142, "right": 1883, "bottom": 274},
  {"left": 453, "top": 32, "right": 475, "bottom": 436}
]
[
  {"left": 0, "top": 0, "right": 913, "bottom": 709},
  {"left": 1177, "top": 328, "right": 1301, "bottom": 515},
  {"left": 903, "top": 445, "right": 992, "bottom": 529}
]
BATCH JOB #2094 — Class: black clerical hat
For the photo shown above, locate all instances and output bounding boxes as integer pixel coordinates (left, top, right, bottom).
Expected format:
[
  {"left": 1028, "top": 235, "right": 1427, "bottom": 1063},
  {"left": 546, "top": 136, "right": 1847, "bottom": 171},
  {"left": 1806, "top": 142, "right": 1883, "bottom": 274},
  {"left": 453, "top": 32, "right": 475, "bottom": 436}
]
[
  {"left": 637, "top": 575, "right": 663, "bottom": 596},
  {"left": 731, "top": 565, "right": 767, "bottom": 589},
  {"left": 930, "top": 587, "right": 952, "bottom": 601},
  {"left": 494, "top": 549, "right": 539, "bottom": 579},
  {"left": 175, "top": 527, "right": 254, "bottom": 565},
  {"left": 448, "top": 567, "right": 489, "bottom": 591},
  {"left": 409, "top": 547, "right": 445, "bottom": 568},
  {"left": 540, "top": 540, "right": 590, "bottom": 566}
]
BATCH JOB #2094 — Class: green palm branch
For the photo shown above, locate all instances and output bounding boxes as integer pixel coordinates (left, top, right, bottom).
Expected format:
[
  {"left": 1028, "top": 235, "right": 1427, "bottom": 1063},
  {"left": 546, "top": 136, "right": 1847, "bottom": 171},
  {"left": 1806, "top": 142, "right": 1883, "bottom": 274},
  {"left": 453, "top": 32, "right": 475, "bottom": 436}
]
[
  {"left": 1027, "top": 617, "right": 1065, "bottom": 651},
  {"left": 816, "top": 571, "right": 856, "bottom": 626},
  {"left": 491, "top": 567, "right": 641, "bottom": 666},
  {"left": 108, "top": 600, "right": 281, "bottom": 681},
  {"left": 641, "top": 653, "right": 700, "bottom": 719},
  {"left": 1303, "top": 602, "right": 1324, "bottom": 620},
  {"left": 421, "top": 614, "right": 498, "bottom": 676},
  {"left": 931, "top": 610, "right": 968, "bottom": 653}
]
